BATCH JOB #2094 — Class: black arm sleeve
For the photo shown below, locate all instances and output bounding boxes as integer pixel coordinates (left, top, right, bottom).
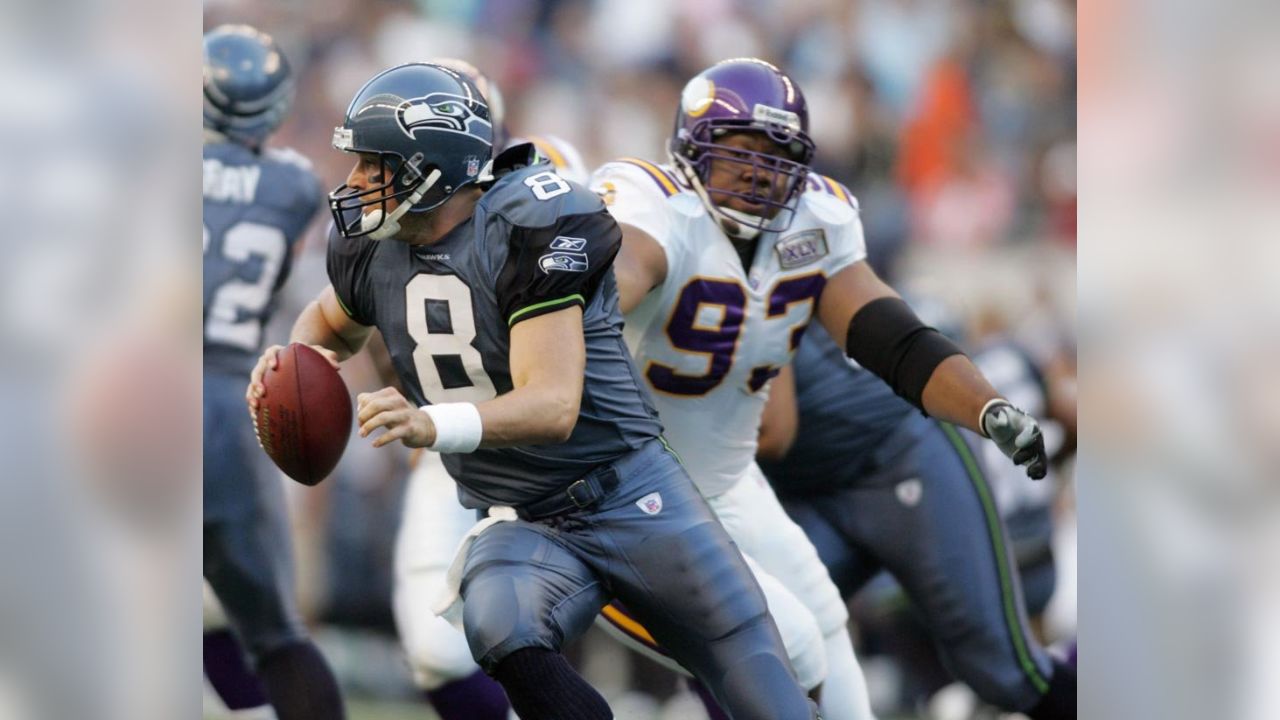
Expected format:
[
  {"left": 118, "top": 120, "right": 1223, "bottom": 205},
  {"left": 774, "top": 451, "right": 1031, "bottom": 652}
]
[
  {"left": 845, "top": 296, "right": 965, "bottom": 412},
  {"left": 325, "top": 224, "right": 378, "bottom": 326},
  {"left": 496, "top": 209, "right": 623, "bottom": 328}
]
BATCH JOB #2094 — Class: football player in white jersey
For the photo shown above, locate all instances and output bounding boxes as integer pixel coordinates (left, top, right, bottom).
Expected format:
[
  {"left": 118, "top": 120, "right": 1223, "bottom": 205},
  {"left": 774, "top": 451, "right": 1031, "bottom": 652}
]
[
  {"left": 589, "top": 58, "right": 1050, "bottom": 720},
  {"left": 389, "top": 59, "right": 593, "bottom": 720}
]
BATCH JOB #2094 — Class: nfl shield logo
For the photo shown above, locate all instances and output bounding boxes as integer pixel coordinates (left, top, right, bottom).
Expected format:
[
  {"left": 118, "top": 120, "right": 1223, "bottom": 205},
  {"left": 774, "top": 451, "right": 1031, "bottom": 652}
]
[
  {"left": 635, "top": 492, "right": 663, "bottom": 515},
  {"left": 895, "top": 478, "right": 923, "bottom": 507},
  {"left": 465, "top": 156, "right": 480, "bottom": 177}
]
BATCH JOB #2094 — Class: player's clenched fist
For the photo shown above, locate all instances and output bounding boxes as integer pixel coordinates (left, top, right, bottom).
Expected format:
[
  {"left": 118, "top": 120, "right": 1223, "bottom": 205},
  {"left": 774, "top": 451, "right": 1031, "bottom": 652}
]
[
  {"left": 357, "top": 387, "right": 437, "bottom": 449},
  {"left": 981, "top": 399, "right": 1049, "bottom": 480}
]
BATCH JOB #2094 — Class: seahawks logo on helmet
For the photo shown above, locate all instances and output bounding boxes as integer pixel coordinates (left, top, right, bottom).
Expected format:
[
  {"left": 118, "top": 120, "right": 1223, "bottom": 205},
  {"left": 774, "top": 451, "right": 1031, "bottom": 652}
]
[{"left": 396, "top": 93, "right": 492, "bottom": 145}]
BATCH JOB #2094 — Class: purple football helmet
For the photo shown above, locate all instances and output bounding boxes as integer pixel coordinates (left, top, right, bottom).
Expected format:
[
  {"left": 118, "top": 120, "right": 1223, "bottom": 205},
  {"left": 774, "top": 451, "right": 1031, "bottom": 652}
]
[{"left": 669, "top": 58, "right": 815, "bottom": 237}]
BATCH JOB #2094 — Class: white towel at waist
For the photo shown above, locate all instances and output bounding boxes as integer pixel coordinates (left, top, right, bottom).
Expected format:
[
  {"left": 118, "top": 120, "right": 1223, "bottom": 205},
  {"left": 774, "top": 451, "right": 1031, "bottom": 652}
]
[{"left": 431, "top": 505, "right": 520, "bottom": 629}]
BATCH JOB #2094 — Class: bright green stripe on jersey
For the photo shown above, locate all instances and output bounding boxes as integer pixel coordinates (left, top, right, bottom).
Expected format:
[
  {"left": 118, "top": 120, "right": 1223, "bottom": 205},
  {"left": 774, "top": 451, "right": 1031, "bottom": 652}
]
[
  {"left": 507, "top": 294, "right": 585, "bottom": 326},
  {"left": 940, "top": 422, "right": 1051, "bottom": 694},
  {"left": 334, "top": 292, "right": 357, "bottom": 319}
]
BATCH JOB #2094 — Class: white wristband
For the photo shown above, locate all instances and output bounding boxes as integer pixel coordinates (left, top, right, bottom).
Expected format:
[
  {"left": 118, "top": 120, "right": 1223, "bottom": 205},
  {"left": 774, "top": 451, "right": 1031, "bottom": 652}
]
[
  {"left": 421, "top": 403, "right": 483, "bottom": 454},
  {"left": 978, "top": 398, "right": 1011, "bottom": 438}
]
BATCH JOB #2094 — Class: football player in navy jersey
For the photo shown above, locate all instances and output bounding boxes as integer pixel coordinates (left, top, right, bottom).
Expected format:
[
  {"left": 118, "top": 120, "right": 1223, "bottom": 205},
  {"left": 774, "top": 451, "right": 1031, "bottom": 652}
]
[
  {"left": 756, "top": 320, "right": 1076, "bottom": 720},
  {"left": 247, "top": 62, "right": 818, "bottom": 720},
  {"left": 381, "top": 56, "right": 511, "bottom": 720},
  {"left": 384, "top": 58, "right": 597, "bottom": 720},
  {"left": 202, "top": 25, "right": 346, "bottom": 720}
]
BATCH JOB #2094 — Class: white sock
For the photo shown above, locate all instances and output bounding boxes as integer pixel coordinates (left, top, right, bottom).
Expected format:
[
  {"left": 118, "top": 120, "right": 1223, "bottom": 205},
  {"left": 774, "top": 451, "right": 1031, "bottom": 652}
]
[{"left": 818, "top": 626, "right": 877, "bottom": 720}]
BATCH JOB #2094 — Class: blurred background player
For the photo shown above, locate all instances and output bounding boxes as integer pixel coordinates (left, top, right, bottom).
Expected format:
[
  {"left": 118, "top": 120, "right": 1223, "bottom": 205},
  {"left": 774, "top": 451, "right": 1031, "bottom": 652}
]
[
  {"left": 755, "top": 300, "right": 1075, "bottom": 718},
  {"left": 204, "top": 587, "right": 275, "bottom": 719},
  {"left": 203, "top": 24, "right": 347, "bottom": 720}
]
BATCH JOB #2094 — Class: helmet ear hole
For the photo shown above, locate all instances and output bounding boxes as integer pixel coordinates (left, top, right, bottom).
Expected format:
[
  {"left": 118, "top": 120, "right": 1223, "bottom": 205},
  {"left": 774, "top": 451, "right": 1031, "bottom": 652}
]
[{"left": 401, "top": 152, "right": 426, "bottom": 185}]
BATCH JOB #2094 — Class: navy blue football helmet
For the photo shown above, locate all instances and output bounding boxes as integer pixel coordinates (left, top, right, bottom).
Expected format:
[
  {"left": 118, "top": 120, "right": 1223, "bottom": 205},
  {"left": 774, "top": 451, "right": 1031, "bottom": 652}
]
[
  {"left": 428, "top": 58, "right": 508, "bottom": 150},
  {"left": 203, "top": 25, "right": 294, "bottom": 147},
  {"left": 329, "top": 62, "right": 494, "bottom": 239}
]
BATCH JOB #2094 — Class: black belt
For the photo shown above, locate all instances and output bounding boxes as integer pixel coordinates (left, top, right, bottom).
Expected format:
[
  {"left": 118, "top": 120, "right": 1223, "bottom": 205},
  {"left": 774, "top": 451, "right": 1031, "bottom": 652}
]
[{"left": 517, "top": 463, "right": 621, "bottom": 521}]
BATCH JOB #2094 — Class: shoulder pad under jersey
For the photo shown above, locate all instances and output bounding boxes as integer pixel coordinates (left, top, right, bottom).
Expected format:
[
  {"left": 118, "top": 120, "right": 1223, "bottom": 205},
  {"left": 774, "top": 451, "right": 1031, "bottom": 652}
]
[{"left": 480, "top": 163, "right": 604, "bottom": 230}]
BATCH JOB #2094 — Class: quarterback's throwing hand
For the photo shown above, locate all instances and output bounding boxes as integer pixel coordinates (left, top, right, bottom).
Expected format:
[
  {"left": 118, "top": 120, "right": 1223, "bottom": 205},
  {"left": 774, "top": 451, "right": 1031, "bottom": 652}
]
[
  {"left": 357, "top": 387, "right": 436, "bottom": 449},
  {"left": 981, "top": 400, "right": 1048, "bottom": 480}
]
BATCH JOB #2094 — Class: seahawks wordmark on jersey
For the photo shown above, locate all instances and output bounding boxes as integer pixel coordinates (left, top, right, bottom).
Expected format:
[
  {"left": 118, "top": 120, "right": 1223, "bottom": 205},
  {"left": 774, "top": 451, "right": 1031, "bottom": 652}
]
[
  {"left": 329, "top": 148, "right": 662, "bottom": 508},
  {"left": 590, "top": 159, "right": 865, "bottom": 497}
]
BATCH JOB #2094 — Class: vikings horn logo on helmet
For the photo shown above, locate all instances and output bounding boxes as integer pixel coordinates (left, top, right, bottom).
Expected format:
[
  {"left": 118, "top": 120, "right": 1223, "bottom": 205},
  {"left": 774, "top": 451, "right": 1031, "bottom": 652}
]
[{"left": 396, "top": 93, "right": 492, "bottom": 144}]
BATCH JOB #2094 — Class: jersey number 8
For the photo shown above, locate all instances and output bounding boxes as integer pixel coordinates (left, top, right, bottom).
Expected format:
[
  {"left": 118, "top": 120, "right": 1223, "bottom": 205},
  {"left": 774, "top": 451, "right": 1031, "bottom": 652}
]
[
  {"left": 524, "top": 171, "right": 571, "bottom": 201},
  {"left": 405, "top": 274, "right": 498, "bottom": 404}
]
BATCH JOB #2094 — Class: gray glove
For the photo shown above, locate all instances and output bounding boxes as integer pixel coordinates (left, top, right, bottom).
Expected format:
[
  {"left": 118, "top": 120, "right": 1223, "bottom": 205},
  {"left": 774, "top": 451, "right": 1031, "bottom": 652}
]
[{"left": 981, "top": 399, "right": 1048, "bottom": 480}]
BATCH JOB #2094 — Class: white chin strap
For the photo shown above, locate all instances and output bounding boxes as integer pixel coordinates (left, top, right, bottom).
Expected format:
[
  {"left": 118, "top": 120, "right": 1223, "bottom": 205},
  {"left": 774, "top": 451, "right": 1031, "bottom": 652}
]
[
  {"left": 674, "top": 160, "right": 764, "bottom": 241},
  {"left": 717, "top": 207, "right": 766, "bottom": 240},
  {"left": 361, "top": 168, "right": 443, "bottom": 240}
]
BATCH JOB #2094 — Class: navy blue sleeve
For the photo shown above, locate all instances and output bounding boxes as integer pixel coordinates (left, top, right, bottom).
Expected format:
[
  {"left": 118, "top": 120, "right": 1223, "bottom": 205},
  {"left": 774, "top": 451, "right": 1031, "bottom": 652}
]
[
  {"left": 325, "top": 224, "right": 378, "bottom": 326},
  {"left": 495, "top": 209, "right": 622, "bottom": 328}
]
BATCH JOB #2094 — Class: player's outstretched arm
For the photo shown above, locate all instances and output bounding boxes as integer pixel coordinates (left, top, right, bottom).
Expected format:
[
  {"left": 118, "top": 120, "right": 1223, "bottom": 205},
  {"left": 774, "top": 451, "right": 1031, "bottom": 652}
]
[
  {"left": 612, "top": 223, "right": 668, "bottom": 314},
  {"left": 817, "top": 261, "right": 1048, "bottom": 479},
  {"left": 355, "top": 306, "right": 586, "bottom": 450}
]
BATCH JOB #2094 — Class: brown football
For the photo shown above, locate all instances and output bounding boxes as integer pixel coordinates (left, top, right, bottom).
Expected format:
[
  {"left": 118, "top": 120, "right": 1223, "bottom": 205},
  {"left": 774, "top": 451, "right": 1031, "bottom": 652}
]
[{"left": 254, "top": 343, "right": 352, "bottom": 486}]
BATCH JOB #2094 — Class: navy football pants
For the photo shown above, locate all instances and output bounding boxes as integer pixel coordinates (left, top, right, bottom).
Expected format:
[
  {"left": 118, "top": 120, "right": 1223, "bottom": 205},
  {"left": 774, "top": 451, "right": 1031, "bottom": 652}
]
[
  {"left": 781, "top": 418, "right": 1055, "bottom": 712},
  {"left": 203, "top": 372, "right": 307, "bottom": 662},
  {"left": 460, "top": 439, "right": 816, "bottom": 720}
]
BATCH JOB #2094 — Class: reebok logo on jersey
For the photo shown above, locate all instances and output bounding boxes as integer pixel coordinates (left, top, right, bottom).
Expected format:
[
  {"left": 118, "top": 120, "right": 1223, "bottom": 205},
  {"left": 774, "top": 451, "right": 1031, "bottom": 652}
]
[
  {"left": 635, "top": 492, "right": 663, "bottom": 515},
  {"left": 550, "top": 236, "right": 588, "bottom": 251},
  {"left": 539, "top": 251, "right": 588, "bottom": 274},
  {"left": 775, "top": 229, "right": 828, "bottom": 269}
]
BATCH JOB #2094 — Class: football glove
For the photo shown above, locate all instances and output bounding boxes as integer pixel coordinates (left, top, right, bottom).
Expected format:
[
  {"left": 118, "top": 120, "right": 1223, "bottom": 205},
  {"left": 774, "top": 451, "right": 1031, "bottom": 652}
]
[{"left": 981, "top": 399, "right": 1048, "bottom": 480}]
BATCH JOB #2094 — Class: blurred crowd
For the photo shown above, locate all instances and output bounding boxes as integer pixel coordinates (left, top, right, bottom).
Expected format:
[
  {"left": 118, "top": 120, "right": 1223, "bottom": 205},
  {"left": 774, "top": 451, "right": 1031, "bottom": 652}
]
[
  {"left": 203, "top": 0, "right": 1076, "bottom": 265},
  {"left": 202, "top": 0, "right": 1078, "bottom": 717}
]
